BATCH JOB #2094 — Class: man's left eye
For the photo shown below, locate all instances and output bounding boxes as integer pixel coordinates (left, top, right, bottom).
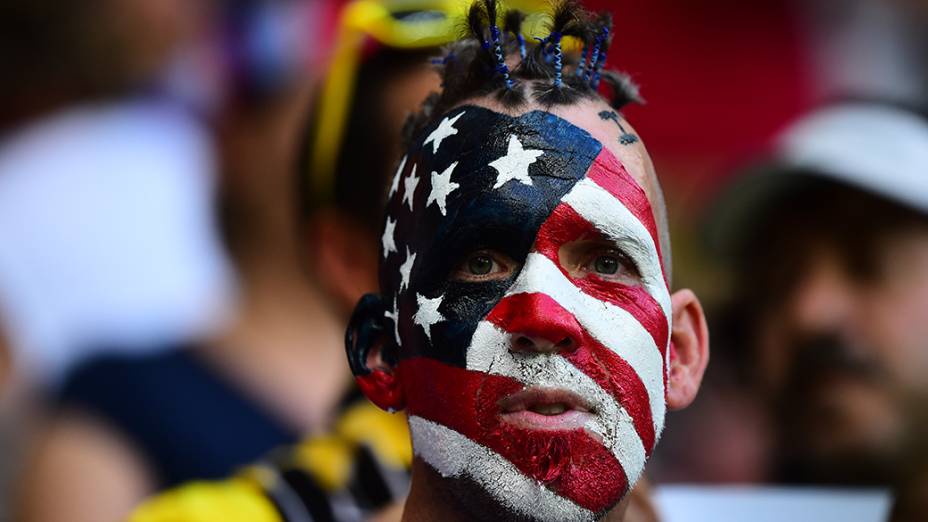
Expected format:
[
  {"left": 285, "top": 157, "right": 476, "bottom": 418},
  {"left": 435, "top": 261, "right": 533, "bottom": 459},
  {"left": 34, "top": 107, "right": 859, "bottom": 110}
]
[
  {"left": 578, "top": 247, "right": 639, "bottom": 282},
  {"left": 593, "top": 254, "right": 620, "bottom": 275}
]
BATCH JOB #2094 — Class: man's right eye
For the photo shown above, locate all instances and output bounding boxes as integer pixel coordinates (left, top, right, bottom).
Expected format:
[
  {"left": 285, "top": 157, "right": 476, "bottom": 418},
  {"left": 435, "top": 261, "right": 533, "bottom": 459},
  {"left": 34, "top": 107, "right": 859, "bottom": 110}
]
[
  {"left": 451, "top": 251, "right": 516, "bottom": 282},
  {"left": 467, "top": 255, "right": 494, "bottom": 275}
]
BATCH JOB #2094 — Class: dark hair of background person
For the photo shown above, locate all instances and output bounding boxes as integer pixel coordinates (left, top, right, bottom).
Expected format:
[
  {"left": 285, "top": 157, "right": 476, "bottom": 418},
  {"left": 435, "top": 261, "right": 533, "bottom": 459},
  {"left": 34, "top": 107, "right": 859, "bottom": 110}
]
[
  {"left": 0, "top": 0, "right": 102, "bottom": 128},
  {"left": 737, "top": 179, "right": 928, "bottom": 340},
  {"left": 0, "top": 0, "right": 189, "bottom": 133},
  {"left": 296, "top": 48, "right": 438, "bottom": 234}
]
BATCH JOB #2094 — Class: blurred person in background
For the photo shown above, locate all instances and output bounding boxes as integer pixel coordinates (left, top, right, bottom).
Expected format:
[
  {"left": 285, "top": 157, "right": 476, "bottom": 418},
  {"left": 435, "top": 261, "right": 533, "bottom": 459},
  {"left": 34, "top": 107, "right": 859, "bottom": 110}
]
[
  {"left": 0, "top": 1, "right": 234, "bottom": 521},
  {"left": 0, "top": 0, "right": 227, "bottom": 385},
  {"left": 707, "top": 102, "right": 928, "bottom": 501},
  {"left": 5, "top": 1, "right": 326, "bottom": 521},
  {"left": 638, "top": 0, "right": 928, "bottom": 502},
  {"left": 17, "top": 1, "right": 465, "bottom": 521}
]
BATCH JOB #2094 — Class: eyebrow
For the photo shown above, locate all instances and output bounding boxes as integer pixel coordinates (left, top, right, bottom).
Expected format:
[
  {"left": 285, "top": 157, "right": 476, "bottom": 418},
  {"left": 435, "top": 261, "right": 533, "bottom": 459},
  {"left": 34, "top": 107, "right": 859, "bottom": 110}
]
[{"left": 561, "top": 177, "right": 670, "bottom": 318}]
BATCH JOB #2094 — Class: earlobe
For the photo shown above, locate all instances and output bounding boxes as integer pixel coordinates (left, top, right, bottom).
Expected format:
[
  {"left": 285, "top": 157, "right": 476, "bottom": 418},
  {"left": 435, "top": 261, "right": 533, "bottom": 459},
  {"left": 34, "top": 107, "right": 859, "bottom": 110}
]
[
  {"left": 665, "top": 289, "right": 710, "bottom": 410},
  {"left": 346, "top": 294, "right": 406, "bottom": 412}
]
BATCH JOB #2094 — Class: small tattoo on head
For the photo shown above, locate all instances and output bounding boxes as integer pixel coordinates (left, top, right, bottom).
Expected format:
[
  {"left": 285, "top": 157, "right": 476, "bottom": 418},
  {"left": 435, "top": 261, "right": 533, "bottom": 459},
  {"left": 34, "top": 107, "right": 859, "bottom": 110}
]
[{"left": 599, "top": 110, "right": 639, "bottom": 146}]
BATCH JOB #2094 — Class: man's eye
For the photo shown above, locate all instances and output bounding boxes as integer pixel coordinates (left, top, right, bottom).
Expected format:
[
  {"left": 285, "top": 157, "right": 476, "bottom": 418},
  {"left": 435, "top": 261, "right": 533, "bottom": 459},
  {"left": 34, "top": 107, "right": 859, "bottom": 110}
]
[
  {"left": 593, "top": 255, "right": 620, "bottom": 275},
  {"left": 452, "top": 251, "right": 515, "bottom": 282},
  {"left": 580, "top": 247, "right": 639, "bottom": 282},
  {"left": 468, "top": 255, "right": 494, "bottom": 275}
]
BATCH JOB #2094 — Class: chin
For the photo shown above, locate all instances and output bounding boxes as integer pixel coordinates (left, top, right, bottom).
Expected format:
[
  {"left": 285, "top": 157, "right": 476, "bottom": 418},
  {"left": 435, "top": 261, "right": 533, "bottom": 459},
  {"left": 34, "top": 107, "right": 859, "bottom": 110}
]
[{"left": 411, "top": 417, "right": 624, "bottom": 522}]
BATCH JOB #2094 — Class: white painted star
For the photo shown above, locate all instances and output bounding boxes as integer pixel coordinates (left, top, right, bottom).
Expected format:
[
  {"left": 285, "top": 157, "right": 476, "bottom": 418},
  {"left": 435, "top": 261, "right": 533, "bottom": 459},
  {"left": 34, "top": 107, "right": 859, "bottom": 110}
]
[
  {"left": 489, "top": 135, "right": 544, "bottom": 189},
  {"left": 426, "top": 162, "right": 460, "bottom": 216},
  {"left": 384, "top": 297, "right": 401, "bottom": 347},
  {"left": 414, "top": 293, "right": 445, "bottom": 343},
  {"left": 398, "top": 247, "right": 416, "bottom": 292},
  {"left": 402, "top": 164, "right": 420, "bottom": 211},
  {"left": 423, "top": 111, "right": 465, "bottom": 154},
  {"left": 381, "top": 217, "right": 397, "bottom": 258},
  {"left": 389, "top": 155, "right": 407, "bottom": 198}
]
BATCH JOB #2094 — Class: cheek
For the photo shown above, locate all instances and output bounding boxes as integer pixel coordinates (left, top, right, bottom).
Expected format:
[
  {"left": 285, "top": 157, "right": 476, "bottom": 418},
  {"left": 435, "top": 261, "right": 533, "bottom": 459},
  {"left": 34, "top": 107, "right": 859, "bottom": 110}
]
[{"left": 864, "top": 277, "right": 928, "bottom": 388}]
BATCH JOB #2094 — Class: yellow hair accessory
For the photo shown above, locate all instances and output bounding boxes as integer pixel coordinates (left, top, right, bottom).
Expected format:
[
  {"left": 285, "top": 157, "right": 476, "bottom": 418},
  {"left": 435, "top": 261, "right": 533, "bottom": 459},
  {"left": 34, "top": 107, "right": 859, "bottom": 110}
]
[{"left": 307, "top": 0, "right": 553, "bottom": 203}]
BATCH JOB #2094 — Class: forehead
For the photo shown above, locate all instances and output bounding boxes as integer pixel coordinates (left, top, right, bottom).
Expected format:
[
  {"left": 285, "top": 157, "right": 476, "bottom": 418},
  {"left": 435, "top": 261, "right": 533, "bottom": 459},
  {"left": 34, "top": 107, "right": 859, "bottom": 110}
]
[
  {"left": 396, "top": 102, "right": 657, "bottom": 222},
  {"left": 398, "top": 104, "right": 606, "bottom": 229},
  {"left": 466, "top": 97, "right": 661, "bottom": 206}
]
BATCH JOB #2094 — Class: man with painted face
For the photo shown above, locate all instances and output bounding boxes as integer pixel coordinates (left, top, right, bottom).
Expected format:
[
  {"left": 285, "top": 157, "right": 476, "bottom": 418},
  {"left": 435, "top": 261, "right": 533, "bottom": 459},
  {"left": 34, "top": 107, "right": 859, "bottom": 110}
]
[{"left": 346, "top": 2, "right": 709, "bottom": 520}]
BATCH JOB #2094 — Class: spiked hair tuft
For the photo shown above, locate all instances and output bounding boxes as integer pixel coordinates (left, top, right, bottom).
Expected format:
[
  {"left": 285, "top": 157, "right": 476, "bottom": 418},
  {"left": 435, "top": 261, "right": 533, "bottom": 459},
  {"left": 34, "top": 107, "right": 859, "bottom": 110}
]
[{"left": 409, "top": 0, "right": 640, "bottom": 146}]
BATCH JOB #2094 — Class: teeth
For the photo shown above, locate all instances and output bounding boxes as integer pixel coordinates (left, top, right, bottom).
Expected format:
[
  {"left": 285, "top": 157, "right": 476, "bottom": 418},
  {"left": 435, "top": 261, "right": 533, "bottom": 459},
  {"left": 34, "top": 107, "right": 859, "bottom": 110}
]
[{"left": 531, "top": 403, "right": 567, "bottom": 415}]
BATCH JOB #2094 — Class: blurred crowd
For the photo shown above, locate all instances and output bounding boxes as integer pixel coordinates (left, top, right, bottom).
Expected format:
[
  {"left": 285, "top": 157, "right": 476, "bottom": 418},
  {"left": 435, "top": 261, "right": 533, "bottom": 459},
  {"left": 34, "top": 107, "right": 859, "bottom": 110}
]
[{"left": 0, "top": 0, "right": 927, "bottom": 521}]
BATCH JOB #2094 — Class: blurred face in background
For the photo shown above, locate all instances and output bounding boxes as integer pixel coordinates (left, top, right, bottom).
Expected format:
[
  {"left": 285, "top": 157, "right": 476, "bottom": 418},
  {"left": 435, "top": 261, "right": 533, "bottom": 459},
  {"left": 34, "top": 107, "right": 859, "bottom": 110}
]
[
  {"left": 296, "top": 48, "right": 441, "bottom": 313},
  {"left": 744, "top": 180, "right": 928, "bottom": 484}
]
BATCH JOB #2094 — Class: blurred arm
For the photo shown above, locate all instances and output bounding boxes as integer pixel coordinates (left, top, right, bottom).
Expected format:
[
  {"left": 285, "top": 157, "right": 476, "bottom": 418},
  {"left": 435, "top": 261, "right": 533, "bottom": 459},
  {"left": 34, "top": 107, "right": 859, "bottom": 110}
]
[{"left": 16, "top": 412, "right": 155, "bottom": 522}]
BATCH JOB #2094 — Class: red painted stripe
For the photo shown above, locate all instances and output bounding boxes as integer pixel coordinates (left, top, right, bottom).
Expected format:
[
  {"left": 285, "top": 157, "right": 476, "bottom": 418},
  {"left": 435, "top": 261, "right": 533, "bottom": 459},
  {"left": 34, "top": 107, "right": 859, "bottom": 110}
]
[
  {"left": 532, "top": 203, "right": 670, "bottom": 355},
  {"left": 585, "top": 149, "right": 667, "bottom": 283},
  {"left": 486, "top": 293, "right": 656, "bottom": 454},
  {"left": 400, "top": 357, "right": 629, "bottom": 513}
]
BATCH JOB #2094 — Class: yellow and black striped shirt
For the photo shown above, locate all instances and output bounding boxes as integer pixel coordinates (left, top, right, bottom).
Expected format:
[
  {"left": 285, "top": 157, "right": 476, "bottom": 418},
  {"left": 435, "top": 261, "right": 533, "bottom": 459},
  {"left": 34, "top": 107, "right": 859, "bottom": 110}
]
[{"left": 130, "top": 399, "right": 412, "bottom": 522}]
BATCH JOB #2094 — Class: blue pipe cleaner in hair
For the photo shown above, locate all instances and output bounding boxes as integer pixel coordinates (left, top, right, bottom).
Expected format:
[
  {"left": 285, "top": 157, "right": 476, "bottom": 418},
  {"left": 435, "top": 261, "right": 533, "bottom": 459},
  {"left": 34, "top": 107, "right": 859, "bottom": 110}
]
[
  {"left": 590, "top": 26, "right": 610, "bottom": 89},
  {"left": 550, "top": 31, "right": 564, "bottom": 88},
  {"left": 431, "top": 52, "right": 456, "bottom": 66},
  {"left": 489, "top": 25, "right": 514, "bottom": 89},
  {"left": 517, "top": 33, "right": 527, "bottom": 59},
  {"left": 576, "top": 43, "right": 590, "bottom": 77},
  {"left": 586, "top": 30, "right": 605, "bottom": 83}
]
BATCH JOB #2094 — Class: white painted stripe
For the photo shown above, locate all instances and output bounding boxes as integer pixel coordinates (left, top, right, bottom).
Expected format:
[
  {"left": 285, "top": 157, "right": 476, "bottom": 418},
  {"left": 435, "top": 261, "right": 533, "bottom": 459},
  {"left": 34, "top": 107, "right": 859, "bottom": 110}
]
[
  {"left": 507, "top": 253, "right": 667, "bottom": 436},
  {"left": 561, "top": 178, "right": 671, "bottom": 319},
  {"left": 466, "top": 320, "right": 648, "bottom": 480},
  {"left": 409, "top": 416, "right": 597, "bottom": 522}
]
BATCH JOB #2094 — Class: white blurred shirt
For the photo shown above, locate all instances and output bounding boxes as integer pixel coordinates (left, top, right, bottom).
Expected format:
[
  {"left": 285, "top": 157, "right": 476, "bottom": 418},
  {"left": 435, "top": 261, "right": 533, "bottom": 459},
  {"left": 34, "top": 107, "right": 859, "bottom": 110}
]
[
  {"left": 655, "top": 485, "right": 891, "bottom": 522},
  {"left": 0, "top": 99, "right": 235, "bottom": 384}
]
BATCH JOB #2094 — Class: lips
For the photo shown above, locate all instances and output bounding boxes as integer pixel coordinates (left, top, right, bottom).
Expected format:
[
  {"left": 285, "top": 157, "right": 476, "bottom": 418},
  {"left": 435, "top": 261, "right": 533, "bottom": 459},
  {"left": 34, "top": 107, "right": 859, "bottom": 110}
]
[{"left": 498, "top": 387, "right": 595, "bottom": 430}]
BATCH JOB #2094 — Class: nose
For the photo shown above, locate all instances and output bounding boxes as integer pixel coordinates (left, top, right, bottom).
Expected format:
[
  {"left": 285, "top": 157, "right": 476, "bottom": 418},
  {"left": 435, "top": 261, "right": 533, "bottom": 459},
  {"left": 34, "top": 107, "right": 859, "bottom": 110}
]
[
  {"left": 487, "top": 293, "right": 583, "bottom": 355},
  {"left": 512, "top": 333, "right": 576, "bottom": 353},
  {"left": 790, "top": 255, "right": 860, "bottom": 337}
]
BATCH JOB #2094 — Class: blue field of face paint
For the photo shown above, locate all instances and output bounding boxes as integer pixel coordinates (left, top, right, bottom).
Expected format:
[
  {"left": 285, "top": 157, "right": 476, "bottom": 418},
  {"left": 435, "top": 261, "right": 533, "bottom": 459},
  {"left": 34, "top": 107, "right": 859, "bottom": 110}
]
[{"left": 380, "top": 106, "right": 603, "bottom": 367}]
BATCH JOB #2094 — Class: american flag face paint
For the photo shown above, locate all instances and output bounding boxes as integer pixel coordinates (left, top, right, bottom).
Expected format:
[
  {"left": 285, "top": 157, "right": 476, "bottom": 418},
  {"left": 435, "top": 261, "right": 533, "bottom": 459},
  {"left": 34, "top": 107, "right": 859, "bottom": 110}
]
[{"left": 375, "top": 106, "right": 670, "bottom": 521}]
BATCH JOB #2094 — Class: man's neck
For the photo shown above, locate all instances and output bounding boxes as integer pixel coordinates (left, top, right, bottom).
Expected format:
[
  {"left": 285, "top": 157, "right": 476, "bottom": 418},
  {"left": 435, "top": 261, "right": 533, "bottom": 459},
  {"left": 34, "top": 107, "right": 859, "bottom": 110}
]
[
  {"left": 402, "top": 460, "right": 471, "bottom": 522},
  {"left": 401, "top": 459, "right": 631, "bottom": 522}
]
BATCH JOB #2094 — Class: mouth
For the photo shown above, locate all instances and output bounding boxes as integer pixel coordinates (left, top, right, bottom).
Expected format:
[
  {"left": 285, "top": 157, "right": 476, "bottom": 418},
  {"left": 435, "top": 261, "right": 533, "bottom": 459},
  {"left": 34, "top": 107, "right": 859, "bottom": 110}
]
[{"left": 498, "top": 387, "right": 595, "bottom": 430}]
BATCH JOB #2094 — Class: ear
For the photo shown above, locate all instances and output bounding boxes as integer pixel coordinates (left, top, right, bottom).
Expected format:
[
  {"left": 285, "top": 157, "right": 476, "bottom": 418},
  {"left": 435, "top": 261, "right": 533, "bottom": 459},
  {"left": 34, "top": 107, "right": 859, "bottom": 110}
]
[
  {"left": 346, "top": 294, "right": 405, "bottom": 412},
  {"left": 665, "top": 288, "right": 710, "bottom": 410},
  {"left": 308, "top": 209, "right": 380, "bottom": 314}
]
